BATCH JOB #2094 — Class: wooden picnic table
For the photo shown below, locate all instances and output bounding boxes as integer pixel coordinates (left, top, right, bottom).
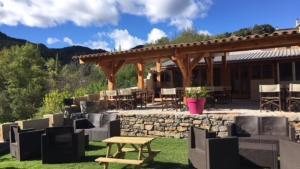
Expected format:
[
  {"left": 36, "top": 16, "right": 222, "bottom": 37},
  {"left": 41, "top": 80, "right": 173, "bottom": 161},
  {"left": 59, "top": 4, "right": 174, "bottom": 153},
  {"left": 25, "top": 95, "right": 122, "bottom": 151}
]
[{"left": 95, "top": 137, "right": 160, "bottom": 169}]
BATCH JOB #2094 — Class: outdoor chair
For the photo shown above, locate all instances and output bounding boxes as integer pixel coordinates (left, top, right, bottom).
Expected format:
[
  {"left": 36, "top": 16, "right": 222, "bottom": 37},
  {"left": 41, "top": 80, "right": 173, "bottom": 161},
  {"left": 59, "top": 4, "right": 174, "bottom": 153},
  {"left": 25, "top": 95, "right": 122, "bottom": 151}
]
[
  {"left": 228, "top": 116, "right": 296, "bottom": 169},
  {"left": 41, "top": 127, "right": 85, "bottom": 164},
  {"left": 135, "top": 89, "right": 147, "bottom": 109},
  {"left": 213, "top": 86, "right": 232, "bottom": 104},
  {"left": 188, "top": 126, "right": 239, "bottom": 169},
  {"left": 259, "top": 84, "right": 282, "bottom": 111},
  {"left": 118, "top": 88, "right": 135, "bottom": 110},
  {"left": 287, "top": 83, "right": 300, "bottom": 112},
  {"left": 9, "top": 125, "right": 44, "bottom": 161},
  {"left": 106, "top": 90, "right": 119, "bottom": 109},
  {"left": 146, "top": 89, "right": 155, "bottom": 103},
  {"left": 279, "top": 139, "right": 300, "bottom": 169},
  {"left": 74, "top": 113, "right": 120, "bottom": 141},
  {"left": 161, "top": 88, "right": 181, "bottom": 111}
]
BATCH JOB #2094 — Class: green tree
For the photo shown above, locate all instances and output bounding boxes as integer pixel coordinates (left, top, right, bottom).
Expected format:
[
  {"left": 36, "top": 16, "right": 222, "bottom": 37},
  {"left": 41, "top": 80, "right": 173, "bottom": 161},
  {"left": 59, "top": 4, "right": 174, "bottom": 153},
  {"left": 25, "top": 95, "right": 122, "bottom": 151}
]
[
  {"left": 116, "top": 64, "right": 137, "bottom": 88},
  {"left": 0, "top": 44, "right": 47, "bottom": 120},
  {"left": 172, "top": 29, "right": 210, "bottom": 44}
]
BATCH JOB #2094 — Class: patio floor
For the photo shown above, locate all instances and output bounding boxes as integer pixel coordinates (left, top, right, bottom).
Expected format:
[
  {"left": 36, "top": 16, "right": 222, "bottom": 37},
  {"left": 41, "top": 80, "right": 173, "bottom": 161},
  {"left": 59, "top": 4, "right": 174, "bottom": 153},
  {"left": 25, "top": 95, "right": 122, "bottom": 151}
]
[{"left": 108, "top": 99, "right": 300, "bottom": 118}]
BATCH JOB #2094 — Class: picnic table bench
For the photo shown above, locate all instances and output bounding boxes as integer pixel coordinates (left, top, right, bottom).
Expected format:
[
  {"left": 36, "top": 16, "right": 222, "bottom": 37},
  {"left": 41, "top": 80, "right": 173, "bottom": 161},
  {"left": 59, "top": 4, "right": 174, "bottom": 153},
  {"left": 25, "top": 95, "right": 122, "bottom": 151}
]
[{"left": 95, "top": 136, "right": 160, "bottom": 169}]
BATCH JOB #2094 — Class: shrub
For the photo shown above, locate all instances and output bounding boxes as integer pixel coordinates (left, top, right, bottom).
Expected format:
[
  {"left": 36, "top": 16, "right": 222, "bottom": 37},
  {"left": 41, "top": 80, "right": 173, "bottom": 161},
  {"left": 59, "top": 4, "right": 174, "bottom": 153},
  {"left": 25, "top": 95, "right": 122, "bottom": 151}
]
[{"left": 39, "top": 90, "right": 72, "bottom": 116}]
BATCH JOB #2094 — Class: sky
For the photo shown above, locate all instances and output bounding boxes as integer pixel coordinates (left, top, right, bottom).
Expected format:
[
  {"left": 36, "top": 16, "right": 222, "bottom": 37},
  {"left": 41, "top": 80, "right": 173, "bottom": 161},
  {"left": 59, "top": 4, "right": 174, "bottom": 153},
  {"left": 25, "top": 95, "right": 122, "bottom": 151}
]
[{"left": 0, "top": 0, "right": 299, "bottom": 51}]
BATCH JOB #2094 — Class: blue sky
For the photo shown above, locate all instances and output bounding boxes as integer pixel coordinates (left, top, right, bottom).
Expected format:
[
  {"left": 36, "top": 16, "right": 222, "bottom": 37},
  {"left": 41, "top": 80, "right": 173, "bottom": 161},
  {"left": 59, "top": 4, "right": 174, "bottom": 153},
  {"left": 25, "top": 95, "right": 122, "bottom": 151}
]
[{"left": 0, "top": 0, "right": 299, "bottom": 51}]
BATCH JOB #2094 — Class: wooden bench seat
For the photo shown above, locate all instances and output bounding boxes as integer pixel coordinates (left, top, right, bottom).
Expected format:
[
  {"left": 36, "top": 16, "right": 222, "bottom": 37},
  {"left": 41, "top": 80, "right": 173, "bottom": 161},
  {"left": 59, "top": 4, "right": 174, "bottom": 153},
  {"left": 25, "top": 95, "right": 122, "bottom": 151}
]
[{"left": 95, "top": 157, "right": 143, "bottom": 165}]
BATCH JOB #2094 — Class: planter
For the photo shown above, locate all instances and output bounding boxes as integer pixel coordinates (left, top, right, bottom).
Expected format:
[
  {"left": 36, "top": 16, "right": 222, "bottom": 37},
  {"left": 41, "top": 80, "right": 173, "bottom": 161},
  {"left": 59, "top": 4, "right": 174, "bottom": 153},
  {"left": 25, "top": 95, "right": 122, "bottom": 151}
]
[{"left": 186, "top": 98, "right": 206, "bottom": 114}]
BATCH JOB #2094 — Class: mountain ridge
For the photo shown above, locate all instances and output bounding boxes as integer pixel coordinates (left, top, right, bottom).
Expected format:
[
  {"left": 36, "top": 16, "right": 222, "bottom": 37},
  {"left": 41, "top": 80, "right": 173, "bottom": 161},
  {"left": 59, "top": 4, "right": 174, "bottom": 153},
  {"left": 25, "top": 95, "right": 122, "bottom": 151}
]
[{"left": 0, "top": 31, "right": 106, "bottom": 64}]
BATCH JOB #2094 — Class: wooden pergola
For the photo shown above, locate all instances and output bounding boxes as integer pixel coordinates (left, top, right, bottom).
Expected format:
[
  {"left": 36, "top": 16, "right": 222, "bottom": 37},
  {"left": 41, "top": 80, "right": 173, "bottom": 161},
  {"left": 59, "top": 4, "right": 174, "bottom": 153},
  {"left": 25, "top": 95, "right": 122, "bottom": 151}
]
[{"left": 75, "top": 28, "right": 300, "bottom": 91}]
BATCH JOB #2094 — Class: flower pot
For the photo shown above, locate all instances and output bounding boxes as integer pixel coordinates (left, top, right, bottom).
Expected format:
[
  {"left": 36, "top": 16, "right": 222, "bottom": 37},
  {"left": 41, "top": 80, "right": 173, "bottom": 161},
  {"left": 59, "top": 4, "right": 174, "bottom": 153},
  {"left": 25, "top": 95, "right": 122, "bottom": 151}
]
[{"left": 186, "top": 98, "right": 206, "bottom": 115}]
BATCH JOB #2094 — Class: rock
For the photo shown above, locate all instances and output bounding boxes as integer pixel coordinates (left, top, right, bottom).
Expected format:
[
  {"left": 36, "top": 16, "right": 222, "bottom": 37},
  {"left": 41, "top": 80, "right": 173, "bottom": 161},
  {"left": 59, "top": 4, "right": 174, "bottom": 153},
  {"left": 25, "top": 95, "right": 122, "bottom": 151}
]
[
  {"left": 193, "top": 120, "right": 202, "bottom": 125},
  {"left": 177, "top": 126, "right": 188, "bottom": 132},
  {"left": 145, "top": 125, "right": 154, "bottom": 131},
  {"left": 180, "top": 123, "right": 190, "bottom": 127},
  {"left": 165, "top": 119, "right": 174, "bottom": 124},
  {"left": 218, "top": 125, "right": 228, "bottom": 132}
]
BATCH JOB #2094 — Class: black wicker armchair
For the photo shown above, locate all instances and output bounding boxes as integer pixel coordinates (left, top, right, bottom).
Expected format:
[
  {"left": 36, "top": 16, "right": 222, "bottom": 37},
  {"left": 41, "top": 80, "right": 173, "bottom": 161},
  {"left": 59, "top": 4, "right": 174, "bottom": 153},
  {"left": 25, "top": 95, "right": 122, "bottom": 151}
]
[
  {"left": 41, "top": 127, "right": 85, "bottom": 164},
  {"left": 9, "top": 125, "right": 44, "bottom": 161},
  {"left": 188, "top": 126, "right": 239, "bottom": 169}
]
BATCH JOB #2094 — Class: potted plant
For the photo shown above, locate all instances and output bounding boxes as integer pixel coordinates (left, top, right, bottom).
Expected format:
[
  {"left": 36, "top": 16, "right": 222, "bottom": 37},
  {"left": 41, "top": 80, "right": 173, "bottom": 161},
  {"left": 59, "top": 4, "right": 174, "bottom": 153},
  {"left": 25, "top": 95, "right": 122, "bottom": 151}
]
[{"left": 185, "top": 87, "right": 209, "bottom": 114}]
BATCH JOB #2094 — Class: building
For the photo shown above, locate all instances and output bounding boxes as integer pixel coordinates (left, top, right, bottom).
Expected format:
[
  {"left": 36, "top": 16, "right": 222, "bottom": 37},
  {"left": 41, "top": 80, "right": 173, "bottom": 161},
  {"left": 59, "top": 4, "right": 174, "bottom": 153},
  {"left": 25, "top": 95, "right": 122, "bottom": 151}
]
[{"left": 155, "top": 45, "right": 300, "bottom": 100}]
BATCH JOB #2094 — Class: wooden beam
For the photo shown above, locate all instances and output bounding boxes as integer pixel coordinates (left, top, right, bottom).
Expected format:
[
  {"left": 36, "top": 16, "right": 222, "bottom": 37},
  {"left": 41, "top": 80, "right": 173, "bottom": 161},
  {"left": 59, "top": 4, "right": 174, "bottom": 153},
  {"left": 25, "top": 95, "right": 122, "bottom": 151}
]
[
  {"left": 222, "top": 53, "right": 228, "bottom": 86},
  {"left": 98, "top": 60, "right": 125, "bottom": 90},
  {"left": 136, "top": 61, "right": 145, "bottom": 89},
  {"left": 156, "top": 59, "right": 161, "bottom": 88},
  {"left": 205, "top": 57, "right": 214, "bottom": 86}
]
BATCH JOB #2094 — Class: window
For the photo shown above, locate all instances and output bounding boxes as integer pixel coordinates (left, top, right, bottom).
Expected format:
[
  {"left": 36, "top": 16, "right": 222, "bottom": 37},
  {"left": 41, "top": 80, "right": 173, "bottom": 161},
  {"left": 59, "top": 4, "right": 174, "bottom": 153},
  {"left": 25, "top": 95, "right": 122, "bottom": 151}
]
[
  {"left": 279, "top": 62, "right": 293, "bottom": 81},
  {"left": 262, "top": 64, "right": 273, "bottom": 79},
  {"left": 295, "top": 61, "right": 300, "bottom": 81},
  {"left": 252, "top": 65, "right": 261, "bottom": 79}
]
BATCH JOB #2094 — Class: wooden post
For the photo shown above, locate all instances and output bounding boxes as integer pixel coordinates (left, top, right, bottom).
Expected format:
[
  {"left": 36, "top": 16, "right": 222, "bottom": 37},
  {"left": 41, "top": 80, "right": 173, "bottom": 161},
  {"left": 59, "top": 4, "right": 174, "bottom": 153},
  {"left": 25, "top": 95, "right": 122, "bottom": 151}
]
[
  {"left": 206, "top": 56, "right": 214, "bottom": 86},
  {"left": 171, "top": 53, "right": 206, "bottom": 88},
  {"left": 98, "top": 60, "right": 124, "bottom": 91},
  {"left": 222, "top": 53, "right": 228, "bottom": 86},
  {"left": 136, "top": 61, "right": 145, "bottom": 89},
  {"left": 156, "top": 59, "right": 161, "bottom": 88}
]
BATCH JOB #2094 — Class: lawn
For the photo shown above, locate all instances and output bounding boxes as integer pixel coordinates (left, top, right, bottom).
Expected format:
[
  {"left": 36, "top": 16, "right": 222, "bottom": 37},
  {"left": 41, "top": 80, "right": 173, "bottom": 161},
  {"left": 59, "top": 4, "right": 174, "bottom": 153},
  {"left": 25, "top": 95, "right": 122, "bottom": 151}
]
[{"left": 0, "top": 138, "right": 189, "bottom": 169}]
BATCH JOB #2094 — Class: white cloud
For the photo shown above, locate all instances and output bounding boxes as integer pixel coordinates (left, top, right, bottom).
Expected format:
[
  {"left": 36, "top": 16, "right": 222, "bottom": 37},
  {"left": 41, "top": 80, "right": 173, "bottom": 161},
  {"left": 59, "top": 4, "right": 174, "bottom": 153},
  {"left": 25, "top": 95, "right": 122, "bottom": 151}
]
[
  {"left": 109, "top": 29, "right": 145, "bottom": 50},
  {"left": 46, "top": 37, "right": 60, "bottom": 45},
  {"left": 82, "top": 40, "right": 110, "bottom": 51},
  {"left": 147, "top": 28, "right": 167, "bottom": 43},
  {"left": 63, "top": 37, "right": 74, "bottom": 46},
  {"left": 0, "top": 0, "right": 213, "bottom": 30},
  {"left": 198, "top": 30, "right": 211, "bottom": 36},
  {"left": 119, "top": 0, "right": 213, "bottom": 30},
  {"left": 0, "top": 0, "right": 118, "bottom": 27}
]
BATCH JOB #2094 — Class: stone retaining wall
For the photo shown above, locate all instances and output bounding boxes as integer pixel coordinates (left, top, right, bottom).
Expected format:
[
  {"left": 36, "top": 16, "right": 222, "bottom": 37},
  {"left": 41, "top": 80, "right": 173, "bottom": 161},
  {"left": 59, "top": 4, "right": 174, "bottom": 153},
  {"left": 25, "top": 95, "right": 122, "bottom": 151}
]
[{"left": 119, "top": 114, "right": 300, "bottom": 139}]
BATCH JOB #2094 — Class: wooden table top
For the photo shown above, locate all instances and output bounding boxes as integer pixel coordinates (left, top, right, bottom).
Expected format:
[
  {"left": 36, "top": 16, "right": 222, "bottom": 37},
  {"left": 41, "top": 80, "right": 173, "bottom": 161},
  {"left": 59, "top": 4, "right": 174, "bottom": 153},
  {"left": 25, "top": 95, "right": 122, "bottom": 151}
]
[{"left": 102, "top": 137, "right": 155, "bottom": 145}]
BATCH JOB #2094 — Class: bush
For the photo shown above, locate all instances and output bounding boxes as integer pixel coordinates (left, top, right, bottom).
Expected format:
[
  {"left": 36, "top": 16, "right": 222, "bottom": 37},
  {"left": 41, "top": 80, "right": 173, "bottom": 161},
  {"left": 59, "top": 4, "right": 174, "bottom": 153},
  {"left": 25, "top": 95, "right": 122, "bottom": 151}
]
[{"left": 39, "top": 90, "right": 72, "bottom": 116}]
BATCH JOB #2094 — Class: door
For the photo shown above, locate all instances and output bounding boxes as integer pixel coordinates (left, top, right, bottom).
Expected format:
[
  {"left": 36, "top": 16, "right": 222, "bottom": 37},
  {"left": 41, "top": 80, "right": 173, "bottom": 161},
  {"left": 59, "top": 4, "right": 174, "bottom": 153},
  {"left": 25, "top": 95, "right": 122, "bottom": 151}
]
[{"left": 230, "top": 64, "right": 250, "bottom": 99}]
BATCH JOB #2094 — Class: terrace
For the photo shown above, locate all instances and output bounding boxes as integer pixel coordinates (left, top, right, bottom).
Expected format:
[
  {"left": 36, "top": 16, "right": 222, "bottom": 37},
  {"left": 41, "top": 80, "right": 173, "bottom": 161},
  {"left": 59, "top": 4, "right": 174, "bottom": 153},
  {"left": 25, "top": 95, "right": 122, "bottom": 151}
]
[{"left": 1, "top": 27, "right": 300, "bottom": 169}]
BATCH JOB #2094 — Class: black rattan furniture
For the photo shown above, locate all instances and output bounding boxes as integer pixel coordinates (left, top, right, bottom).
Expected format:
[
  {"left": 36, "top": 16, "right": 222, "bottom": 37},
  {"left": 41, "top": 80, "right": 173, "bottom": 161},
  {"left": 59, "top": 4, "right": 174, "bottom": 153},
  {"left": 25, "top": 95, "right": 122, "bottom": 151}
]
[
  {"left": 41, "top": 127, "right": 85, "bottom": 164},
  {"left": 228, "top": 116, "right": 296, "bottom": 169},
  {"left": 74, "top": 113, "right": 120, "bottom": 141},
  {"left": 9, "top": 125, "right": 44, "bottom": 161},
  {"left": 279, "top": 139, "right": 300, "bottom": 169},
  {"left": 188, "top": 126, "right": 239, "bottom": 169}
]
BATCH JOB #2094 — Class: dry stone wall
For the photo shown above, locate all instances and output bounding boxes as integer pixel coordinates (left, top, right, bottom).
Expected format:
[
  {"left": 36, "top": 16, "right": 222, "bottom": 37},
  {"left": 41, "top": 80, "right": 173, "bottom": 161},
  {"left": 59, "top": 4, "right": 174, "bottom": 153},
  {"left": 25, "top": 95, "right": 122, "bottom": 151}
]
[{"left": 119, "top": 114, "right": 300, "bottom": 139}]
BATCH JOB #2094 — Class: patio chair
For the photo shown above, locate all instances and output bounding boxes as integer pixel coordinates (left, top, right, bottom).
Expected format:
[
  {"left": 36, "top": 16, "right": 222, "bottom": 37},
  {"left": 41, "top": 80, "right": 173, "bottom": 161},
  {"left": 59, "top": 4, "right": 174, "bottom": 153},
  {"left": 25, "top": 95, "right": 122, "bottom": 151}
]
[
  {"left": 161, "top": 88, "right": 181, "bottom": 111},
  {"left": 287, "top": 83, "right": 300, "bottom": 111},
  {"left": 118, "top": 88, "right": 135, "bottom": 110},
  {"left": 41, "top": 127, "right": 85, "bottom": 164},
  {"left": 146, "top": 89, "right": 155, "bottom": 103},
  {"left": 188, "top": 126, "right": 239, "bottom": 169},
  {"left": 74, "top": 113, "right": 120, "bottom": 141},
  {"left": 106, "top": 90, "right": 119, "bottom": 109},
  {"left": 9, "top": 125, "right": 44, "bottom": 161},
  {"left": 135, "top": 89, "right": 147, "bottom": 109},
  {"left": 279, "top": 139, "right": 300, "bottom": 169},
  {"left": 259, "top": 84, "right": 282, "bottom": 111}
]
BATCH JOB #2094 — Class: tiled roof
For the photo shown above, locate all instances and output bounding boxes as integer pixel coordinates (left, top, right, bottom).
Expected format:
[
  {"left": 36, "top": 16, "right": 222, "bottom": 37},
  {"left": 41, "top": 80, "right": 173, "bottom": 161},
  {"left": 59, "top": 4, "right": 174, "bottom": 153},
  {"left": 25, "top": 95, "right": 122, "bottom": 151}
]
[
  {"left": 74, "top": 29, "right": 300, "bottom": 60},
  {"left": 161, "top": 47, "right": 300, "bottom": 67}
]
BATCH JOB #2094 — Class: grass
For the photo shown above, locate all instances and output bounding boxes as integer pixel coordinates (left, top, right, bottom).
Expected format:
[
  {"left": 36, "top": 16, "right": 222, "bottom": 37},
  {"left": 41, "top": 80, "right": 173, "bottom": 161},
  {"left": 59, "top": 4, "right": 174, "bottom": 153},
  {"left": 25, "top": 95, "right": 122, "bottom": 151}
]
[{"left": 0, "top": 138, "right": 189, "bottom": 169}]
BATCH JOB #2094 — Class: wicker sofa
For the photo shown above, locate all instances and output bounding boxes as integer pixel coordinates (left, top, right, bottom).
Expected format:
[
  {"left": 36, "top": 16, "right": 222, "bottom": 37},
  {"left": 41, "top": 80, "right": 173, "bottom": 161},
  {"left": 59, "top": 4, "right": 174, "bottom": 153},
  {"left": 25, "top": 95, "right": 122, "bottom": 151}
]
[
  {"left": 74, "top": 112, "right": 120, "bottom": 141},
  {"left": 228, "top": 116, "right": 296, "bottom": 169},
  {"left": 188, "top": 126, "right": 239, "bottom": 169}
]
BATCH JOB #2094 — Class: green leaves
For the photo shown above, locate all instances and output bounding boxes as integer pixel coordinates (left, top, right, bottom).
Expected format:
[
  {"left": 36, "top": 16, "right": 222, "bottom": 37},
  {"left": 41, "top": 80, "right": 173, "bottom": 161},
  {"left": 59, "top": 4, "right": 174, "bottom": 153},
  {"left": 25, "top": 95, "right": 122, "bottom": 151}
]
[
  {"left": 185, "top": 87, "right": 209, "bottom": 99},
  {"left": 0, "top": 44, "right": 47, "bottom": 121}
]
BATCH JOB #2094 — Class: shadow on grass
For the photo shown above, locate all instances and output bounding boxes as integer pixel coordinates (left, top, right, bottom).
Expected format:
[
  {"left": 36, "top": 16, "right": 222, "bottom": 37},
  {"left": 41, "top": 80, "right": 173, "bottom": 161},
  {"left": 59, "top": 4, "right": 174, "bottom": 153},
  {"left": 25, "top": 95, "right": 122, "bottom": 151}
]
[
  {"left": 86, "top": 144, "right": 105, "bottom": 151},
  {"left": 120, "top": 161, "right": 189, "bottom": 169},
  {"left": 79, "top": 154, "right": 105, "bottom": 163}
]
